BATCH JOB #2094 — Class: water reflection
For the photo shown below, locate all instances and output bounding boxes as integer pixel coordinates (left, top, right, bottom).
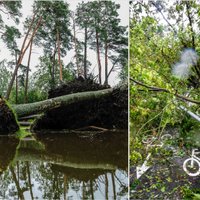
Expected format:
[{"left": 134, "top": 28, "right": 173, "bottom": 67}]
[{"left": 0, "top": 131, "right": 128, "bottom": 199}]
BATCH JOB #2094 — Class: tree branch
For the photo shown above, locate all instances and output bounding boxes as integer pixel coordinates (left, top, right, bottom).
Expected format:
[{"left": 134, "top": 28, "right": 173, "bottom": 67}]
[
  {"left": 185, "top": 1, "right": 195, "bottom": 49},
  {"left": 130, "top": 77, "right": 200, "bottom": 104}
]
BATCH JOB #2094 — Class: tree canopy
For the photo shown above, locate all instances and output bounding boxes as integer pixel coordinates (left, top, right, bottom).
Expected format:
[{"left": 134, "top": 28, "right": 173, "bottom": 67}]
[{"left": 0, "top": 0, "right": 127, "bottom": 103}]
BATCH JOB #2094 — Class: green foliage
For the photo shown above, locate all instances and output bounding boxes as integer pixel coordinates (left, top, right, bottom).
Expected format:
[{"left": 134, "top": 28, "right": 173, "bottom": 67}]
[
  {"left": 130, "top": 136, "right": 145, "bottom": 165},
  {"left": 76, "top": 1, "right": 128, "bottom": 82},
  {"left": 31, "top": 0, "right": 72, "bottom": 56},
  {"left": 0, "top": 1, "right": 22, "bottom": 53},
  {"left": 130, "top": 2, "right": 200, "bottom": 139},
  {"left": 1, "top": 25, "right": 21, "bottom": 51},
  {"left": 33, "top": 55, "right": 74, "bottom": 93},
  {"left": 0, "top": 60, "right": 11, "bottom": 96},
  {"left": 130, "top": 6, "right": 200, "bottom": 199},
  {"left": 181, "top": 186, "right": 200, "bottom": 200},
  {"left": 0, "top": 1, "right": 22, "bottom": 23}
]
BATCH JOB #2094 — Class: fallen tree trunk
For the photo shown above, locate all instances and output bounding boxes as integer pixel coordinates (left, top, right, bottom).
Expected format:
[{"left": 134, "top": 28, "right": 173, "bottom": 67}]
[{"left": 12, "top": 88, "right": 113, "bottom": 117}]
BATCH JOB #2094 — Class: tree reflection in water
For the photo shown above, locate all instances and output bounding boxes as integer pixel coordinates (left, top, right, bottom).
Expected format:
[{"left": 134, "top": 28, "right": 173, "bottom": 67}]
[
  {"left": 0, "top": 161, "right": 127, "bottom": 199},
  {"left": 0, "top": 131, "right": 128, "bottom": 199}
]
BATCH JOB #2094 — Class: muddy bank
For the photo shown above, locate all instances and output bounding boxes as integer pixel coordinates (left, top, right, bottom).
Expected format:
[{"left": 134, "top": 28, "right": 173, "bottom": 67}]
[
  {"left": 0, "top": 98, "right": 19, "bottom": 135},
  {"left": 32, "top": 78, "right": 128, "bottom": 131}
]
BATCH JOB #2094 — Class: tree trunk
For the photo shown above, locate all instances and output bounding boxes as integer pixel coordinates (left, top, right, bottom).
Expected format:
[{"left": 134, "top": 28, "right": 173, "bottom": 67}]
[
  {"left": 26, "top": 162, "right": 34, "bottom": 200},
  {"left": 57, "top": 28, "right": 63, "bottom": 82},
  {"left": 96, "top": 30, "right": 102, "bottom": 84},
  {"left": 84, "top": 26, "right": 88, "bottom": 79},
  {"left": 50, "top": 46, "right": 57, "bottom": 89},
  {"left": 13, "top": 88, "right": 113, "bottom": 117},
  {"left": 185, "top": 1, "right": 195, "bottom": 49},
  {"left": 72, "top": 15, "right": 81, "bottom": 77},
  {"left": 16, "top": 71, "right": 18, "bottom": 104},
  {"left": 105, "top": 174, "right": 109, "bottom": 200},
  {"left": 6, "top": 16, "right": 42, "bottom": 100},
  {"left": 111, "top": 172, "right": 116, "bottom": 200},
  {"left": 24, "top": 38, "right": 33, "bottom": 103},
  {"left": 15, "top": 50, "right": 18, "bottom": 104},
  {"left": 104, "top": 39, "right": 108, "bottom": 85},
  {"left": 10, "top": 166, "right": 25, "bottom": 200}
]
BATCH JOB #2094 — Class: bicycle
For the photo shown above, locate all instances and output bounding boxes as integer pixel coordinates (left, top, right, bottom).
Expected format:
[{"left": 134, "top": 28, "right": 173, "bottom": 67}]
[
  {"left": 136, "top": 133, "right": 173, "bottom": 179},
  {"left": 183, "top": 149, "right": 200, "bottom": 177}
]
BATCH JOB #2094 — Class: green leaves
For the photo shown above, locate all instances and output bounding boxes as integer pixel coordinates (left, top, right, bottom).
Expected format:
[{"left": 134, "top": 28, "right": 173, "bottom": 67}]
[
  {"left": 1, "top": 26, "right": 21, "bottom": 50},
  {"left": 30, "top": 0, "right": 71, "bottom": 56}
]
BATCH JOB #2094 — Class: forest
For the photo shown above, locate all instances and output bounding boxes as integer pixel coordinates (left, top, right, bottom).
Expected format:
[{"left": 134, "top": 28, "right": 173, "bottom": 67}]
[
  {"left": 0, "top": 1, "right": 127, "bottom": 102},
  {"left": 0, "top": 1, "right": 128, "bottom": 133},
  {"left": 130, "top": 1, "right": 200, "bottom": 199}
]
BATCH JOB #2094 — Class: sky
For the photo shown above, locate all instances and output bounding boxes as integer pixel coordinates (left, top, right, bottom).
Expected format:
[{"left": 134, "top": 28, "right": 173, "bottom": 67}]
[{"left": 1, "top": 0, "right": 129, "bottom": 86}]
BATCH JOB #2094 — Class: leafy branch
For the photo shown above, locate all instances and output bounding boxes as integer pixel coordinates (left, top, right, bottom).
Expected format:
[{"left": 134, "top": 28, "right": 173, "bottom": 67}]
[{"left": 130, "top": 77, "right": 200, "bottom": 104}]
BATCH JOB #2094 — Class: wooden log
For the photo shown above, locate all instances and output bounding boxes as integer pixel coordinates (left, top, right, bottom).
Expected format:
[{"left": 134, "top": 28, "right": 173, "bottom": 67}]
[{"left": 12, "top": 88, "right": 113, "bottom": 117}]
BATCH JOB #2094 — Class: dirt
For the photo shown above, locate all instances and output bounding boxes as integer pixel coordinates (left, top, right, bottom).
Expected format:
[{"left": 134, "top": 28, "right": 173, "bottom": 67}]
[
  {"left": 0, "top": 98, "right": 19, "bottom": 134},
  {"left": 48, "top": 76, "right": 110, "bottom": 98},
  {"left": 32, "top": 78, "right": 128, "bottom": 131},
  {"left": 130, "top": 148, "right": 200, "bottom": 199}
]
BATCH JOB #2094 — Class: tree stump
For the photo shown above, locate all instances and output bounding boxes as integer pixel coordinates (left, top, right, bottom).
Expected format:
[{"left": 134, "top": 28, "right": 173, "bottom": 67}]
[{"left": 0, "top": 98, "right": 19, "bottom": 135}]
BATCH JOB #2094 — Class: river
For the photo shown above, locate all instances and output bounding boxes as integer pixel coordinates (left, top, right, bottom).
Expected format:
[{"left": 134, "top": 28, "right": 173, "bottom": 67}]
[{"left": 0, "top": 130, "right": 128, "bottom": 199}]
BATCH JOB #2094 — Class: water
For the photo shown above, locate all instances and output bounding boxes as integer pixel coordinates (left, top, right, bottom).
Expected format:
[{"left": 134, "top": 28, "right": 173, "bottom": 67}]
[{"left": 0, "top": 131, "right": 128, "bottom": 199}]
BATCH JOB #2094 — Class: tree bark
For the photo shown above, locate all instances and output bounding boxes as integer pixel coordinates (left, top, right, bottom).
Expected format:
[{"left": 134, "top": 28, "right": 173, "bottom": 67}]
[
  {"left": 104, "top": 39, "right": 108, "bottom": 85},
  {"left": 24, "top": 38, "right": 33, "bottom": 103},
  {"left": 84, "top": 26, "right": 88, "bottom": 79},
  {"left": 185, "top": 1, "right": 195, "bottom": 49},
  {"left": 96, "top": 30, "right": 102, "bottom": 84},
  {"left": 57, "top": 28, "right": 63, "bottom": 82},
  {"left": 13, "top": 88, "right": 113, "bottom": 117},
  {"left": 50, "top": 44, "right": 57, "bottom": 89},
  {"left": 6, "top": 15, "right": 42, "bottom": 100},
  {"left": 16, "top": 71, "right": 18, "bottom": 104},
  {"left": 15, "top": 50, "right": 18, "bottom": 104},
  {"left": 72, "top": 14, "right": 81, "bottom": 77}
]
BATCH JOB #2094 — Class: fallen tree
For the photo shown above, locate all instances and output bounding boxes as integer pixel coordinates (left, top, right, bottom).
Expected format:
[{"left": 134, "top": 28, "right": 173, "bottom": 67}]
[
  {"left": 33, "top": 84, "right": 128, "bottom": 130},
  {"left": 12, "top": 88, "right": 113, "bottom": 117}
]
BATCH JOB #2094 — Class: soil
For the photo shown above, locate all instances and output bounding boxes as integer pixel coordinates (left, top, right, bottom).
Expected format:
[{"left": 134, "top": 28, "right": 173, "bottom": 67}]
[
  {"left": 0, "top": 98, "right": 19, "bottom": 134},
  {"left": 48, "top": 76, "right": 110, "bottom": 98},
  {"left": 130, "top": 146, "right": 200, "bottom": 199},
  {"left": 32, "top": 78, "right": 128, "bottom": 131}
]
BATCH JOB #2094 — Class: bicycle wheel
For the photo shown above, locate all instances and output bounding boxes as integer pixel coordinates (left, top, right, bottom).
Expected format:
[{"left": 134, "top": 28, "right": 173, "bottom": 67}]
[
  {"left": 160, "top": 134, "right": 172, "bottom": 142},
  {"left": 183, "top": 158, "right": 200, "bottom": 177}
]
